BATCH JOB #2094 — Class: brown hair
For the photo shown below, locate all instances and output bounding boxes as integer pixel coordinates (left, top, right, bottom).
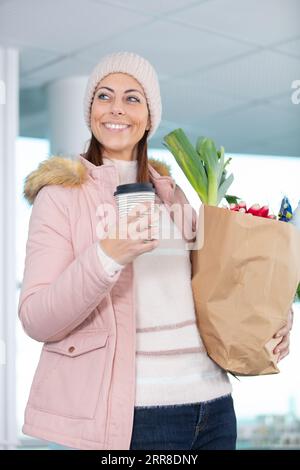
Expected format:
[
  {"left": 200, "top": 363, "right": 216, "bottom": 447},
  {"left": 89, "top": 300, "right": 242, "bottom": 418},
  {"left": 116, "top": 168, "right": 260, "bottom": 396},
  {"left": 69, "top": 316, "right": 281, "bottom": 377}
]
[{"left": 82, "top": 129, "right": 151, "bottom": 183}]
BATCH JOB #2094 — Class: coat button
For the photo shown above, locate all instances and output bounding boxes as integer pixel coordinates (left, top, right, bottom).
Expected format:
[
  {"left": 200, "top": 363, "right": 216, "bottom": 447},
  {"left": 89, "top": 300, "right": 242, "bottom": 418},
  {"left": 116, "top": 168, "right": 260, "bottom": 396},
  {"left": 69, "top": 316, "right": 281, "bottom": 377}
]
[{"left": 68, "top": 346, "right": 75, "bottom": 353}]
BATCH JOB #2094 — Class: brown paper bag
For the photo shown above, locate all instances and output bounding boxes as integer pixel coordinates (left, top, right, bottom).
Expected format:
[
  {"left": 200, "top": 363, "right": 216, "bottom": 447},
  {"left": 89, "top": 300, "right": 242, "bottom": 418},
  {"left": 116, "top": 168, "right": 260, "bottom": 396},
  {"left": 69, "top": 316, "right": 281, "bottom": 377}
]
[{"left": 191, "top": 204, "right": 300, "bottom": 376}]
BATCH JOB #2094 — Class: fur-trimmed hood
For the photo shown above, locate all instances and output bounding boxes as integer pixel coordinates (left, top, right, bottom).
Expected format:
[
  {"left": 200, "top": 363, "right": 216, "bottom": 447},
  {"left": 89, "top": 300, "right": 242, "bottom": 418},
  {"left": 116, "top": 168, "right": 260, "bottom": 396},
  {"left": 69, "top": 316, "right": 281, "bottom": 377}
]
[{"left": 23, "top": 155, "right": 172, "bottom": 205}]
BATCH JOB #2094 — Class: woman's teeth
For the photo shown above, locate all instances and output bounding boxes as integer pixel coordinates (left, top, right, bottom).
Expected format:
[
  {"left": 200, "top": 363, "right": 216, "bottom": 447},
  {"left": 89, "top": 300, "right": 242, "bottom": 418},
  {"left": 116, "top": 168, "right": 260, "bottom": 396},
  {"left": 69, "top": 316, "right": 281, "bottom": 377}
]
[{"left": 103, "top": 123, "right": 130, "bottom": 131}]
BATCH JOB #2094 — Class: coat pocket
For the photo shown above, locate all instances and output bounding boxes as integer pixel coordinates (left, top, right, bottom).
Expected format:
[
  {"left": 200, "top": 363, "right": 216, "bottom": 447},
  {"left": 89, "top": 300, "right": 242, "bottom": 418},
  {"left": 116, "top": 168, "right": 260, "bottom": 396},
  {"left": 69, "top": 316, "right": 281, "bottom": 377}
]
[{"left": 28, "top": 330, "right": 109, "bottom": 420}]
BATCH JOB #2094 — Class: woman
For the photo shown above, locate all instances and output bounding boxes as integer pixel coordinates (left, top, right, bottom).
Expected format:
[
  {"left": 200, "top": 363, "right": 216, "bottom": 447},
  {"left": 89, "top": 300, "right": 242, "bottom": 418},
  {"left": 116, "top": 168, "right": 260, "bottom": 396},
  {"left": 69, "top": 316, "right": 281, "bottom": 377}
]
[{"left": 19, "top": 51, "right": 292, "bottom": 451}]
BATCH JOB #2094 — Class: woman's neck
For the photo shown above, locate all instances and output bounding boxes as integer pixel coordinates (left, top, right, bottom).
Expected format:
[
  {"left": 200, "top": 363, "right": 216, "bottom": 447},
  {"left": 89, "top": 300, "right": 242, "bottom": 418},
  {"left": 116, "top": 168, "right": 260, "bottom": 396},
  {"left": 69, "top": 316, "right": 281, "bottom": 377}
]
[{"left": 103, "top": 156, "right": 138, "bottom": 165}]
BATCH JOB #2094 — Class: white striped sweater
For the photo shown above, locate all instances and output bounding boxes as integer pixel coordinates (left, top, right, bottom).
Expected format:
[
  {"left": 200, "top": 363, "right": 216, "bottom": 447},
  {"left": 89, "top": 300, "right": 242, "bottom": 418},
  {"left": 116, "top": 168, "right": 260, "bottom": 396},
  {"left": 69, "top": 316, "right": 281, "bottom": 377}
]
[{"left": 97, "top": 157, "right": 232, "bottom": 407}]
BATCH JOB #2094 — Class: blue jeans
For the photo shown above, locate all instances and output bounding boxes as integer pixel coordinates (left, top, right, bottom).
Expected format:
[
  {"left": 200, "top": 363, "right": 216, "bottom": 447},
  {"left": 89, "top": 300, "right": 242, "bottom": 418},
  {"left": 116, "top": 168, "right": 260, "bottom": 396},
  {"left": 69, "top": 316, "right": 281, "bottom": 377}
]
[
  {"left": 48, "top": 394, "right": 236, "bottom": 451},
  {"left": 129, "top": 394, "right": 237, "bottom": 450}
]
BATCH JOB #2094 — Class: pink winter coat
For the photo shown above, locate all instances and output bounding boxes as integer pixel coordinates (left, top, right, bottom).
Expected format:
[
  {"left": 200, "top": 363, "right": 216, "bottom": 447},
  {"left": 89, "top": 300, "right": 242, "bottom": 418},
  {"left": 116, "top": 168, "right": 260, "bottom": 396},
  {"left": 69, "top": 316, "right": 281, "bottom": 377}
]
[{"left": 18, "top": 154, "right": 197, "bottom": 450}]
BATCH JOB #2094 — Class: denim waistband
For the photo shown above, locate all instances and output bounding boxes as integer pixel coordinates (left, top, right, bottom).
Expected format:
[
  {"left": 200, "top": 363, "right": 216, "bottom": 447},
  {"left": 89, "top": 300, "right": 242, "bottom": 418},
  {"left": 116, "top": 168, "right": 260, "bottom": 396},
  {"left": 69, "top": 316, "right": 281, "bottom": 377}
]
[{"left": 134, "top": 393, "right": 232, "bottom": 410}]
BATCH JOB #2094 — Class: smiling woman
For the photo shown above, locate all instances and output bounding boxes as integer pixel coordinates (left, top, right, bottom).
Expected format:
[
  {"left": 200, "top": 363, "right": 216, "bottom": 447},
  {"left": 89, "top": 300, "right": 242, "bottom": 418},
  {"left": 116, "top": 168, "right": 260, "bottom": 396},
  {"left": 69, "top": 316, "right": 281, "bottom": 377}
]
[
  {"left": 82, "top": 79, "right": 154, "bottom": 183},
  {"left": 19, "top": 51, "right": 235, "bottom": 451}
]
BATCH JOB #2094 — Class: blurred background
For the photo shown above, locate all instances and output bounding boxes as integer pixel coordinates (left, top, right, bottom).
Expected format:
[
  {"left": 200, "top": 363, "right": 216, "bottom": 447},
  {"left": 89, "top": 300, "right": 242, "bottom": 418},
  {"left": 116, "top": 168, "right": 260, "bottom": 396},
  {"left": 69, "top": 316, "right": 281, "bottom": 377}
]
[{"left": 0, "top": 0, "right": 300, "bottom": 450}]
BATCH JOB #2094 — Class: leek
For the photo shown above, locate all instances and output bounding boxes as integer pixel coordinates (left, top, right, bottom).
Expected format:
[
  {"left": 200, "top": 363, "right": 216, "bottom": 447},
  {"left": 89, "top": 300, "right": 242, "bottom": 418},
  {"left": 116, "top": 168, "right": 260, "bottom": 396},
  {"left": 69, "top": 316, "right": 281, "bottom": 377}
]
[
  {"left": 163, "top": 128, "right": 234, "bottom": 206},
  {"left": 296, "top": 283, "right": 300, "bottom": 302}
]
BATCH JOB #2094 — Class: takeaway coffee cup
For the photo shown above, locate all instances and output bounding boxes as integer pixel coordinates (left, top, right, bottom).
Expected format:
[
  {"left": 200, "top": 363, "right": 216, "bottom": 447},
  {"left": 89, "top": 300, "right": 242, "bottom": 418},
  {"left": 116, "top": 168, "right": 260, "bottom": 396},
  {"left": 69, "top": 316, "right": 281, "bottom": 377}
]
[
  {"left": 114, "top": 182, "right": 155, "bottom": 218},
  {"left": 113, "top": 182, "right": 157, "bottom": 240}
]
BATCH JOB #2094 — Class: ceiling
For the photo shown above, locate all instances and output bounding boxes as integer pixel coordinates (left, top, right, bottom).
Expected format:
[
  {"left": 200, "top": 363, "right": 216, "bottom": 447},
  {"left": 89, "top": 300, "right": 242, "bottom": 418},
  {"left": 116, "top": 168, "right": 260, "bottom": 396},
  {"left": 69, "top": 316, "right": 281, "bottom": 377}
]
[{"left": 1, "top": 0, "right": 299, "bottom": 156}]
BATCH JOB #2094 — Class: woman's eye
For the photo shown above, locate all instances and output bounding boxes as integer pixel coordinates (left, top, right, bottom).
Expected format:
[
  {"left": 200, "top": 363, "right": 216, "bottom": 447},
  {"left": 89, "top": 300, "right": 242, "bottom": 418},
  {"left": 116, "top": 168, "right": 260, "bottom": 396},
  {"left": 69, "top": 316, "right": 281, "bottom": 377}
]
[
  {"left": 128, "top": 96, "right": 140, "bottom": 102},
  {"left": 97, "top": 93, "right": 140, "bottom": 102}
]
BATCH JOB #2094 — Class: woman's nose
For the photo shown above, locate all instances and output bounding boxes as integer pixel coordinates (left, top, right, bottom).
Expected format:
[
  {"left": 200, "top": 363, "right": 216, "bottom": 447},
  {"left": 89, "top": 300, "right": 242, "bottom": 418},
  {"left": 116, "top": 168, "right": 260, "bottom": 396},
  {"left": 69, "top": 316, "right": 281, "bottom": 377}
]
[
  {"left": 111, "top": 108, "right": 124, "bottom": 115},
  {"left": 110, "top": 99, "right": 125, "bottom": 115}
]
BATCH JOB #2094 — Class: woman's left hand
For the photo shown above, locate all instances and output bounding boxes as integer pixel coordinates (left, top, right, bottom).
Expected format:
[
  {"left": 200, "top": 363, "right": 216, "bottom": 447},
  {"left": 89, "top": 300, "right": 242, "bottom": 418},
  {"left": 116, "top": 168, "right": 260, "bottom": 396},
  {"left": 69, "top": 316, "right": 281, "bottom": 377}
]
[{"left": 273, "top": 307, "right": 294, "bottom": 362}]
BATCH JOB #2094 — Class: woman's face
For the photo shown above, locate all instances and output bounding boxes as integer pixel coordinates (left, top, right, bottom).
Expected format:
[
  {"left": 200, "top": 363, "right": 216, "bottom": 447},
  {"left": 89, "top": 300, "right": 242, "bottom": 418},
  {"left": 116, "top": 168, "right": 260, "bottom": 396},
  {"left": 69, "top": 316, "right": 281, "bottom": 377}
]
[{"left": 90, "top": 72, "right": 150, "bottom": 160}]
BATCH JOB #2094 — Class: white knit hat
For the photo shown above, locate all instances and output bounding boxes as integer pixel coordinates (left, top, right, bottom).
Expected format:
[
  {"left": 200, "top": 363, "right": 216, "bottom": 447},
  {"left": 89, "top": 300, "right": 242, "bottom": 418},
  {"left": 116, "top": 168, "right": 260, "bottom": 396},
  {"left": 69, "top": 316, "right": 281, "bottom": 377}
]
[{"left": 83, "top": 51, "right": 162, "bottom": 140}]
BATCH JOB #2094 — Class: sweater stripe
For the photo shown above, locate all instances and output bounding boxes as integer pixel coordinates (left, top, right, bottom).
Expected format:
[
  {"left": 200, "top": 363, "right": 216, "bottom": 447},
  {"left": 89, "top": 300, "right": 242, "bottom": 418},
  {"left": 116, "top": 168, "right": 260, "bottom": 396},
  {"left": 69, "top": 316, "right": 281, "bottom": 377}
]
[
  {"left": 137, "top": 318, "right": 196, "bottom": 333},
  {"left": 136, "top": 346, "right": 206, "bottom": 356}
]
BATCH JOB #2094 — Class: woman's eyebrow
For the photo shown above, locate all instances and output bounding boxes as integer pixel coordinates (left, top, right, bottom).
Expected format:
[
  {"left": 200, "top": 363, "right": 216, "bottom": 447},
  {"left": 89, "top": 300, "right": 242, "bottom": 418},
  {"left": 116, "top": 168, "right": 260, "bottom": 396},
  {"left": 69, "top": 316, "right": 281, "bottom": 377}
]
[{"left": 96, "top": 86, "right": 144, "bottom": 96}]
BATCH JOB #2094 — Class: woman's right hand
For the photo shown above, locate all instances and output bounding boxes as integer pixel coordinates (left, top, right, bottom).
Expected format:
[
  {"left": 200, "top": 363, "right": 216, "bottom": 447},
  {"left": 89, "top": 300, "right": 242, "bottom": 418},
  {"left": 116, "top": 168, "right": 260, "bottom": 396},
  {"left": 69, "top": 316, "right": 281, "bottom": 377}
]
[{"left": 99, "top": 201, "right": 160, "bottom": 266}]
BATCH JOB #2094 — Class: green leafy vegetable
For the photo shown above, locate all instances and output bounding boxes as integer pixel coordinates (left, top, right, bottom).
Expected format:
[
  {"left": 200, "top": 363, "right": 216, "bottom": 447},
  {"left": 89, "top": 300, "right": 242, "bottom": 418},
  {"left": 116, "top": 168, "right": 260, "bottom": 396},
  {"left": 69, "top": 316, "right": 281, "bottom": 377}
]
[
  {"left": 163, "top": 128, "right": 234, "bottom": 206},
  {"left": 295, "top": 283, "right": 300, "bottom": 302}
]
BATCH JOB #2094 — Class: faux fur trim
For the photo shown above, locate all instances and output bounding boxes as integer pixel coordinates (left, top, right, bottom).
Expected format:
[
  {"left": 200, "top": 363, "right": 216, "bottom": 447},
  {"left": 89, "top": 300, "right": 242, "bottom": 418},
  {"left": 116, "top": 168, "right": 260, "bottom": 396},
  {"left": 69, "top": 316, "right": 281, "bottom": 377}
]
[{"left": 23, "top": 155, "right": 172, "bottom": 205}]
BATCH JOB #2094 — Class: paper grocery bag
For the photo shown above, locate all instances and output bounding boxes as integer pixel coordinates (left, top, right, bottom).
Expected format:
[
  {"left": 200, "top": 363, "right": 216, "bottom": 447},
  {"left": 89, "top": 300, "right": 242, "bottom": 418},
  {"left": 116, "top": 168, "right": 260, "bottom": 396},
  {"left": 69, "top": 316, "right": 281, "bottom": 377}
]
[{"left": 191, "top": 204, "right": 300, "bottom": 376}]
